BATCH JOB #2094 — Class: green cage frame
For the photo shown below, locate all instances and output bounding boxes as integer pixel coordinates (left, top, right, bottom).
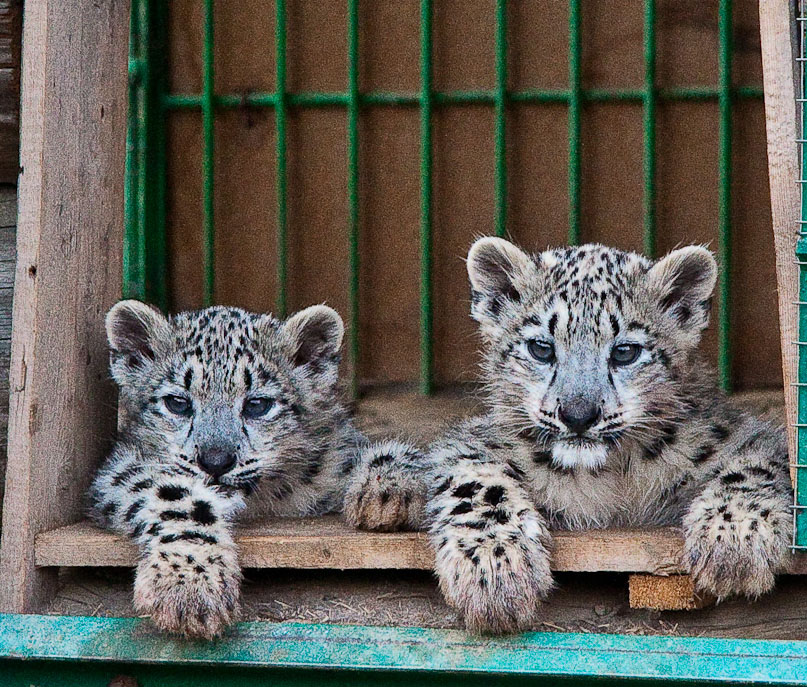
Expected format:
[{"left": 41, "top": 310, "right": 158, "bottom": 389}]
[
  {"left": 5, "top": 613, "right": 807, "bottom": 685},
  {"left": 125, "top": 0, "right": 763, "bottom": 395},
  {"left": 795, "top": 1, "right": 807, "bottom": 550}
]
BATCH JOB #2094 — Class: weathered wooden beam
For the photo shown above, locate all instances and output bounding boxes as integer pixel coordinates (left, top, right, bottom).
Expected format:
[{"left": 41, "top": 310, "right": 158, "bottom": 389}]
[
  {"left": 0, "top": 0, "right": 130, "bottom": 613},
  {"left": 23, "top": 518, "right": 729, "bottom": 574},
  {"left": 760, "top": 0, "right": 800, "bottom": 480}
]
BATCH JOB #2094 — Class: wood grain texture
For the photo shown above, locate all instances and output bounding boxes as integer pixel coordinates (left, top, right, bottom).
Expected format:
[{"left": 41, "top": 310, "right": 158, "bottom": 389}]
[
  {"left": 0, "top": 0, "right": 129, "bottom": 613},
  {"left": 15, "top": 517, "right": 731, "bottom": 574},
  {"left": 37, "top": 517, "right": 807, "bottom": 578},
  {"left": 760, "top": 0, "right": 800, "bottom": 481},
  {"left": 0, "top": 186, "right": 16, "bottom": 528},
  {"left": 628, "top": 574, "right": 714, "bottom": 611}
]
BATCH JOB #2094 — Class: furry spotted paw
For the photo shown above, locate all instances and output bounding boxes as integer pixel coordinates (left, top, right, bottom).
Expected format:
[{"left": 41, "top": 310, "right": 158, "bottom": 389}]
[
  {"left": 683, "top": 501, "right": 788, "bottom": 599},
  {"left": 343, "top": 441, "right": 427, "bottom": 531},
  {"left": 134, "top": 545, "right": 241, "bottom": 639},
  {"left": 433, "top": 514, "right": 553, "bottom": 634}
]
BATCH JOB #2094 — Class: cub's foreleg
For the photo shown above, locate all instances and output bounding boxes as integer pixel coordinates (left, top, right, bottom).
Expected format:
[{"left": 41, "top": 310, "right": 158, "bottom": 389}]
[
  {"left": 90, "top": 444, "right": 246, "bottom": 639},
  {"left": 343, "top": 440, "right": 431, "bottom": 531},
  {"left": 683, "top": 422, "right": 792, "bottom": 599},
  {"left": 428, "top": 446, "right": 552, "bottom": 634}
]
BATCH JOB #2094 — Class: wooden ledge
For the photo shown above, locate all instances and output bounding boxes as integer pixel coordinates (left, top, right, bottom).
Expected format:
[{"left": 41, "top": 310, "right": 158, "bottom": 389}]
[
  {"left": 35, "top": 516, "right": 807, "bottom": 575},
  {"left": 35, "top": 517, "right": 685, "bottom": 573}
]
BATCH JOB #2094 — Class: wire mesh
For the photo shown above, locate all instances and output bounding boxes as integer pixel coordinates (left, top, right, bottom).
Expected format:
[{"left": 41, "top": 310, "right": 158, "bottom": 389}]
[{"left": 794, "top": 0, "right": 807, "bottom": 550}]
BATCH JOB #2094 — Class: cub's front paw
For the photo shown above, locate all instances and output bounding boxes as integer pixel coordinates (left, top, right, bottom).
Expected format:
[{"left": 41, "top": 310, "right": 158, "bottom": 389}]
[
  {"left": 134, "top": 545, "right": 241, "bottom": 639},
  {"left": 433, "top": 517, "right": 553, "bottom": 633},
  {"left": 343, "top": 442, "right": 427, "bottom": 531},
  {"left": 683, "top": 501, "right": 788, "bottom": 599}
]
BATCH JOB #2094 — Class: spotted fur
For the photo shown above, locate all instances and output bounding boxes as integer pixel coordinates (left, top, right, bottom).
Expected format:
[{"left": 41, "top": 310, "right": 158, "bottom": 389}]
[
  {"left": 427, "top": 237, "right": 792, "bottom": 633},
  {"left": 89, "top": 301, "right": 427, "bottom": 639}
]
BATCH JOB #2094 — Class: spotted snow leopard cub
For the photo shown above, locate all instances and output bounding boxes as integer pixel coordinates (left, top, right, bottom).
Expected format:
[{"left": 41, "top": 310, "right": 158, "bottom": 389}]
[
  {"left": 89, "top": 300, "right": 426, "bottom": 639},
  {"left": 427, "top": 237, "right": 792, "bottom": 633}
]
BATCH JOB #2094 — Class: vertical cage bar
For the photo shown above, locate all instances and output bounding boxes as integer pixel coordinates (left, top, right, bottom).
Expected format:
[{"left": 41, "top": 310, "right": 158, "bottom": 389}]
[
  {"left": 567, "top": 0, "right": 582, "bottom": 245},
  {"left": 135, "top": 0, "right": 151, "bottom": 302},
  {"left": 420, "top": 0, "right": 434, "bottom": 395},
  {"left": 717, "top": 0, "right": 732, "bottom": 392},
  {"left": 642, "top": 0, "right": 656, "bottom": 258},
  {"left": 123, "top": 1, "right": 144, "bottom": 300},
  {"left": 202, "top": 0, "right": 216, "bottom": 306},
  {"left": 494, "top": 0, "right": 507, "bottom": 239},
  {"left": 275, "top": 0, "right": 289, "bottom": 318},
  {"left": 347, "top": 0, "right": 360, "bottom": 395},
  {"left": 146, "top": 0, "right": 170, "bottom": 312}
]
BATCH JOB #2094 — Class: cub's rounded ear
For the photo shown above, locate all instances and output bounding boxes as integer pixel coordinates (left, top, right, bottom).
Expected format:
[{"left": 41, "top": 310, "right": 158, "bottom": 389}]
[
  {"left": 467, "top": 237, "right": 537, "bottom": 327},
  {"left": 106, "top": 299, "right": 170, "bottom": 364},
  {"left": 644, "top": 246, "right": 717, "bottom": 332},
  {"left": 284, "top": 305, "right": 344, "bottom": 368}
]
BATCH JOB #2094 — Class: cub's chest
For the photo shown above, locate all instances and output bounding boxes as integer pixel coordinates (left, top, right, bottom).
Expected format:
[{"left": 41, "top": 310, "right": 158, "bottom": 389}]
[{"left": 511, "top": 444, "right": 689, "bottom": 528}]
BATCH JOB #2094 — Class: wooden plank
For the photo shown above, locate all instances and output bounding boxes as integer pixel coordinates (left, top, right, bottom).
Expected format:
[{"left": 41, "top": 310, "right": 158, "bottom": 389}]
[
  {"left": 28, "top": 518, "right": 696, "bottom": 573},
  {"left": 37, "top": 517, "right": 807, "bottom": 576},
  {"left": 0, "top": 0, "right": 129, "bottom": 613},
  {"left": 760, "top": 0, "right": 801, "bottom": 481}
]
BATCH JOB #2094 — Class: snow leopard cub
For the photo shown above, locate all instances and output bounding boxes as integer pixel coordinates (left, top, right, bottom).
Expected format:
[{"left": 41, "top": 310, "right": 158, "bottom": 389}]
[
  {"left": 89, "top": 300, "right": 426, "bottom": 639},
  {"left": 427, "top": 237, "right": 792, "bottom": 633}
]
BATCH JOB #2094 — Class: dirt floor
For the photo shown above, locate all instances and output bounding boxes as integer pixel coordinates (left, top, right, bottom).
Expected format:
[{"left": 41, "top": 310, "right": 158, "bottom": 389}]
[
  {"left": 47, "top": 566, "right": 807, "bottom": 640},
  {"left": 45, "top": 386, "right": 807, "bottom": 640}
]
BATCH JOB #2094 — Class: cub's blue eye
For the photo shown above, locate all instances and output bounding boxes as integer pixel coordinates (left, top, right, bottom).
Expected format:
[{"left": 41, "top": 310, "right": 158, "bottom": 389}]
[
  {"left": 164, "top": 395, "right": 192, "bottom": 416},
  {"left": 611, "top": 343, "right": 642, "bottom": 366},
  {"left": 527, "top": 340, "right": 555, "bottom": 363},
  {"left": 243, "top": 397, "right": 275, "bottom": 419}
]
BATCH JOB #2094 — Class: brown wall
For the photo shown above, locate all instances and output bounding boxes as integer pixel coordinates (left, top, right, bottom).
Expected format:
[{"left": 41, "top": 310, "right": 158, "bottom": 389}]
[
  {"left": 164, "top": 0, "right": 778, "bottom": 391},
  {"left": 0, "top": 0, "right": 19, "bottom": 184}
]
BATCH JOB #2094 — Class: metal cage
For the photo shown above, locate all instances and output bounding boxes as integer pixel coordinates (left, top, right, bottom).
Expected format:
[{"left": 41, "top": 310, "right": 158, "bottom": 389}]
[{"left": 124, "top": 0, "right": 763, "bottom": 395}]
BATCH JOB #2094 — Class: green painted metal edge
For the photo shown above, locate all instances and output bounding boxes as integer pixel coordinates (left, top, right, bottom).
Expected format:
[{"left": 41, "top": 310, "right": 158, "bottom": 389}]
[
  {"left": 3, "top": 614, "right": 807, "bottom": 683},
  {"left": 795, "top": 1, "right": 807, "bottom": 550}
]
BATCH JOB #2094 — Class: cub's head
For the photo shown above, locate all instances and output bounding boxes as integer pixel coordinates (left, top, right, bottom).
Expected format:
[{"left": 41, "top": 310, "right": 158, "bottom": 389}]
[
  {"left": 106, "top": 301, "right": 344, "bottom": 491},
  {"left": 468, "top": 237, "right": 717, "bottom": 472}
]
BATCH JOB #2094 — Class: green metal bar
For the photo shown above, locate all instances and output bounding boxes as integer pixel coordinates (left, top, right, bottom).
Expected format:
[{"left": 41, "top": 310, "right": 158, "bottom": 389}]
[
  {"left": 642, "top": 0, "right": 656, "bottom": 257},
  {"left": 276, "top": 0, "right": 289, "bottom": 317},
  {"left": 494, "top": 0, "right": 507, "bottom": 238},
  {"left": 123, "top": 3, "right": 142, "bottom": 300},
  {"left": 135, "top": 0, "right": 151, "bottom": 302},
  {"left": 420, "top": 0, "right": 433, "bottom": 395},
  {"left": 6, "top": 614, "right": 807, "bottom": 684},
  {"left": 143, "top": 0, "right": 169, "bottom": 310},
  {"left": 717, "top": 0, "right": 733, "bottom": 392},
  {"left": 567, "top": 0, "right": 582, "bottom": 245},
  {"left": 347, "top": 0, "right": 360, "bottom": 395},
  {"left": 202, "top": 0, "right": 215, "bottom": 306},
  {"left": 162, "top": 86, "right": 764, "bottom": 111}
]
